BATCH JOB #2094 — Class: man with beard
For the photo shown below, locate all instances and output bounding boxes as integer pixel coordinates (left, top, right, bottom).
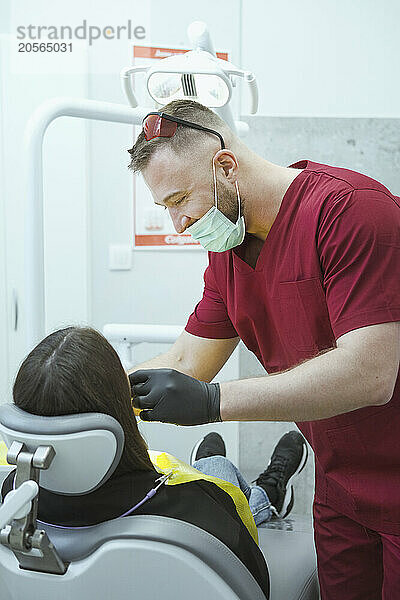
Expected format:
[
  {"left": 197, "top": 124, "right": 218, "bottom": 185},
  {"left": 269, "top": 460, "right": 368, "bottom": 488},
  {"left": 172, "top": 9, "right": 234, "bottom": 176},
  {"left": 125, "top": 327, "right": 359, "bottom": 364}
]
[{"left": 127, "top": 100, "right": 400, "bottom": 599}]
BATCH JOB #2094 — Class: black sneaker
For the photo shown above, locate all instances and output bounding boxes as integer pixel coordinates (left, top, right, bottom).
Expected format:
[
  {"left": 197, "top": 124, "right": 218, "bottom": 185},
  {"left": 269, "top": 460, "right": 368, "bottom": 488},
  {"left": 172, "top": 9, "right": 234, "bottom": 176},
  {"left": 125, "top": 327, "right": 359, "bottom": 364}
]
[
  {"left": 190, "top": 432, "right": 226, "bottom": 466},
  {"left": 253, "top": 431, "right": 308, "bottom": 519}
]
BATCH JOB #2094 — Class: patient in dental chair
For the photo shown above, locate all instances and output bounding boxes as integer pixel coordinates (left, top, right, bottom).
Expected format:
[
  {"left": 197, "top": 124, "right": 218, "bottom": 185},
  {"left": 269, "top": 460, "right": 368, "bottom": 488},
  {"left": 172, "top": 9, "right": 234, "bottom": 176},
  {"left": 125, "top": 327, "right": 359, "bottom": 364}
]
[{"left": 1, "top": 327, "right": 307, "bottom": 599}]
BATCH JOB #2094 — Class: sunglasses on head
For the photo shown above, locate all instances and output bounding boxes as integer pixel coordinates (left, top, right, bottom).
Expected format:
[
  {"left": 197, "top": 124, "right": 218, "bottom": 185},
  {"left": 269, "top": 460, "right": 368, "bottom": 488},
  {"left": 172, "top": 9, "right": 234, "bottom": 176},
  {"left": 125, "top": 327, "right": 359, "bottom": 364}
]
[{"left": 142, "top": 112, "right": 225, "bottom": 150}]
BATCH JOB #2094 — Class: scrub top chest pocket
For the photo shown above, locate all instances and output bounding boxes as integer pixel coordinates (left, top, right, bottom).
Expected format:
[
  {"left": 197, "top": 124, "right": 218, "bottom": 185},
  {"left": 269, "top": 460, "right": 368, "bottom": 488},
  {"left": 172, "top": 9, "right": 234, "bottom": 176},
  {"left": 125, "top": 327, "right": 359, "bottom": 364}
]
[{"left": 278, "top": 277, "right": 335, "bottom": 356}]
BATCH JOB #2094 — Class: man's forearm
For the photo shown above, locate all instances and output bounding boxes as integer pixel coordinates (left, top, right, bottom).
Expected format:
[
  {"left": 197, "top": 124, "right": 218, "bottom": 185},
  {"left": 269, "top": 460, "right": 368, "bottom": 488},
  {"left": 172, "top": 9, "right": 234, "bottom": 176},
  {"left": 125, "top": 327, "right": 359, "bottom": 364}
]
[
  {"left": 127, "top": 350, "right": 194, "bottom": 377},
  {"left": 219, "top": 346, "right": 389, "bottom": 422}
]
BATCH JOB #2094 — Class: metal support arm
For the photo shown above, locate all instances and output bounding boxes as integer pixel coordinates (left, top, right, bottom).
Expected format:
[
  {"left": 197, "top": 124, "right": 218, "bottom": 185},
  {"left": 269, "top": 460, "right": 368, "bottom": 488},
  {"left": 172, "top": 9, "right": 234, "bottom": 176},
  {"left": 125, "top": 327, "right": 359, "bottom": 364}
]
[{"left": 24, "top": 98, "right": 148, "bottom": 353}]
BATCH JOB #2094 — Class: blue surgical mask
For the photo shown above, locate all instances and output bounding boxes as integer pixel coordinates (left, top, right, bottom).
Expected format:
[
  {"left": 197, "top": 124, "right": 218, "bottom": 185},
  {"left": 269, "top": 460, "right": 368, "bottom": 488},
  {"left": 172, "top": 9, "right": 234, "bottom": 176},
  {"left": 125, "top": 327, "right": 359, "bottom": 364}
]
[{"left": 186, "top": 154, "right": 245, "bottom": 252}]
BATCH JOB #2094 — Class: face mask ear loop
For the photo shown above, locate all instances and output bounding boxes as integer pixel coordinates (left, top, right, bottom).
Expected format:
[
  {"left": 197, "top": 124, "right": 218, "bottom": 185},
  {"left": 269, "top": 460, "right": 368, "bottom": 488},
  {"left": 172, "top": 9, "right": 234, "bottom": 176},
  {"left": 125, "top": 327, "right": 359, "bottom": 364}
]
[
  {"left": 212, "top": 156, "right": 219, "bottom": 209},
  {"left": 235, "top": 180, "right": 241, "bottom": 220}
]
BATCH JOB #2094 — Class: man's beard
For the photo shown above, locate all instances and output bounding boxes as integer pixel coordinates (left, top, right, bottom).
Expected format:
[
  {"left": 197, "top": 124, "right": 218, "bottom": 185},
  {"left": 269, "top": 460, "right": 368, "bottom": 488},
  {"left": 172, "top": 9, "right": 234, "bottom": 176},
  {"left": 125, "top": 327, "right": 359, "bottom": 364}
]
[{"left": 217, "top": 178, "right": 242, "bottom": 224}]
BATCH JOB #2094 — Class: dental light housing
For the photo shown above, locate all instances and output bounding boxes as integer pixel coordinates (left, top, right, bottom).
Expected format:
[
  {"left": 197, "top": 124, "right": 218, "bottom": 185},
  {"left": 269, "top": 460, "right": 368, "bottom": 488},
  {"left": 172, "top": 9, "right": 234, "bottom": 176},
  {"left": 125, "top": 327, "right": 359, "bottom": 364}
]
[
  {"left": 121, "top": 49, "right": 258, "bottom": 114},
  {"left": 146, "top": 50, "right": 231, "bottom": 107}
]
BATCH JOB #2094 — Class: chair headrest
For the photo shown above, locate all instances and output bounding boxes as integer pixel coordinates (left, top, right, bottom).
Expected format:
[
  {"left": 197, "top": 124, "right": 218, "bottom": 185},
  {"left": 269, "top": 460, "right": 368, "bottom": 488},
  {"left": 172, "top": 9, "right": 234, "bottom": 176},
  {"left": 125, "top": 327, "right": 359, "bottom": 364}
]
[{"left": 0, "top": 404, "right": 125, "bottom": 496}]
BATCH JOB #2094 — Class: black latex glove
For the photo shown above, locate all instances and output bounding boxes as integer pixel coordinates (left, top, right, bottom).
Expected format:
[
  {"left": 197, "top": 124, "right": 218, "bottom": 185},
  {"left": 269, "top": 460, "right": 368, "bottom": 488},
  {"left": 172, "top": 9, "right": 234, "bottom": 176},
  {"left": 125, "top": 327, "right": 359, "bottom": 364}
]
[{"left": 129, "top": 368, "right": 221, "bottom": 426}]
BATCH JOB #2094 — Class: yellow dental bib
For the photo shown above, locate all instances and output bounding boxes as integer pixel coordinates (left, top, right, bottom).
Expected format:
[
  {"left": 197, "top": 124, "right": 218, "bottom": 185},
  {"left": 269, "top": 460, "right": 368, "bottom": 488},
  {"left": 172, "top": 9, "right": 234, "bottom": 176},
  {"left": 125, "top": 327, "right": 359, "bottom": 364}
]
[{"left": 149, "top": 450, "right": 258, "bottom": 544}]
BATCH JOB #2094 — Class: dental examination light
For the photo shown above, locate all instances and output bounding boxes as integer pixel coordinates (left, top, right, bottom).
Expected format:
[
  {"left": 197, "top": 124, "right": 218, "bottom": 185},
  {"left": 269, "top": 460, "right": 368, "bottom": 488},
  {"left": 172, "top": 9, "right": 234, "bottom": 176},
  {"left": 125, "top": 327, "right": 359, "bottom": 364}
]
[
  {"left": 121, "top": 21, "right": 258, "bottom": 132},
  {"left": 146, "top": 52, "right": 233, "bottom": 107}
]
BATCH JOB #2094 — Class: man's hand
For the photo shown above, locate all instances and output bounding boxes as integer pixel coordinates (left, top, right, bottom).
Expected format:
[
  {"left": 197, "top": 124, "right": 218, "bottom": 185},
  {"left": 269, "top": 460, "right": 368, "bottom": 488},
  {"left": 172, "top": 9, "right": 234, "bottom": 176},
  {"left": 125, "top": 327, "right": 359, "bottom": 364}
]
[{"left": 129, "top": 368, "right": 222, "bottom": 426}]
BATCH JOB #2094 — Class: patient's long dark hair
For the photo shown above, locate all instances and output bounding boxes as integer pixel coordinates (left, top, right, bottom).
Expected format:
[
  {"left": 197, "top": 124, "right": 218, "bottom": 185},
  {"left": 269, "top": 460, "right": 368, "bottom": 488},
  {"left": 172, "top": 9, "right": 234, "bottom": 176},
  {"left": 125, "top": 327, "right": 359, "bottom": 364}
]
[{"left": 13, "top": 326, "right": 156, "bottom": 476}]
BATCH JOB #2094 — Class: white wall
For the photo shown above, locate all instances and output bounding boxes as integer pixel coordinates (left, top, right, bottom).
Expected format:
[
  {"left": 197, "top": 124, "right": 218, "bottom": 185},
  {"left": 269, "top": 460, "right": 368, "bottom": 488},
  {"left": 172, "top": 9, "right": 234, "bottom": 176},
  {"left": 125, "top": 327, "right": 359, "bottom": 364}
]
[
  {"left": 0, "top": 24, "right": 9, "bottom": 405},
  {"left": 242, "top": 0, "right": 400, "bottom": 117},
  {"left": 0, "top": 1, "right": 11, "bottom": 405},
  {"left": 0, "top": 31, "right": 90, "bottom": 402}
]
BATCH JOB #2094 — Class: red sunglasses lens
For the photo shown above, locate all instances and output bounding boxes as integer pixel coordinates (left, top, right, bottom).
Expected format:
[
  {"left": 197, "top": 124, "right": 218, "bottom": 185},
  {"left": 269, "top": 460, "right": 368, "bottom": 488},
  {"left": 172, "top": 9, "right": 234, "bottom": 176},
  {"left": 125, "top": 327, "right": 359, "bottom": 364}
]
[{"left": 143, "top": 115, "right": 177, "bottom": 140}]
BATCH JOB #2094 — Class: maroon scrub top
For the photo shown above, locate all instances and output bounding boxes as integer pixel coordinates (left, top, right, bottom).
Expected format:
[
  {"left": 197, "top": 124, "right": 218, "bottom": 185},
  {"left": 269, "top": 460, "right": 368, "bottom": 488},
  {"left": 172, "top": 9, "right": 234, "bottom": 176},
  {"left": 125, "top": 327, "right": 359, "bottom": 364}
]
[{"left": 185, "top": 160, "right": 400, "bottom": 533}]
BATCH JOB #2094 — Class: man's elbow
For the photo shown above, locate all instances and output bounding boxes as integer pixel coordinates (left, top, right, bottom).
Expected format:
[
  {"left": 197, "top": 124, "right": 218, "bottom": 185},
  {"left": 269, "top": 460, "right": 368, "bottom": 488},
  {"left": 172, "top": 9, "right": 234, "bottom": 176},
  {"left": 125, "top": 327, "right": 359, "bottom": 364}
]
[{"left": 369, "top": 373, "right": 397, "bottom": 406}]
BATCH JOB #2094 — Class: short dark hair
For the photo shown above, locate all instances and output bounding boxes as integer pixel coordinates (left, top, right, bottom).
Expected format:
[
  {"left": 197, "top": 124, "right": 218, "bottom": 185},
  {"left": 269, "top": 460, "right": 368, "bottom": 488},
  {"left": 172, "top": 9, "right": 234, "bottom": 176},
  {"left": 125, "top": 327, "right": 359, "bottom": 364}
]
[
  {"left": 127, "top": 99, "right": 229, "bottom": 173},
  {"left": 13, "top": 326, "right": 155, "bottom": 476}
]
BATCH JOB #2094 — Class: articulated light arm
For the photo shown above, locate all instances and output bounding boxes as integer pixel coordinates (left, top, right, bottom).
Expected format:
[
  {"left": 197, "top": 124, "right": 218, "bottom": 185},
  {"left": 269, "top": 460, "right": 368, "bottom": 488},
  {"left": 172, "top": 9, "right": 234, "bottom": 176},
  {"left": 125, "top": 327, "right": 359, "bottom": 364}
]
[
  {"left": 103, "top": 323, "right": 184, "bottom": 369},
  {"left": 24, "top": 98, "right": 148, "bottom": 352}
]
